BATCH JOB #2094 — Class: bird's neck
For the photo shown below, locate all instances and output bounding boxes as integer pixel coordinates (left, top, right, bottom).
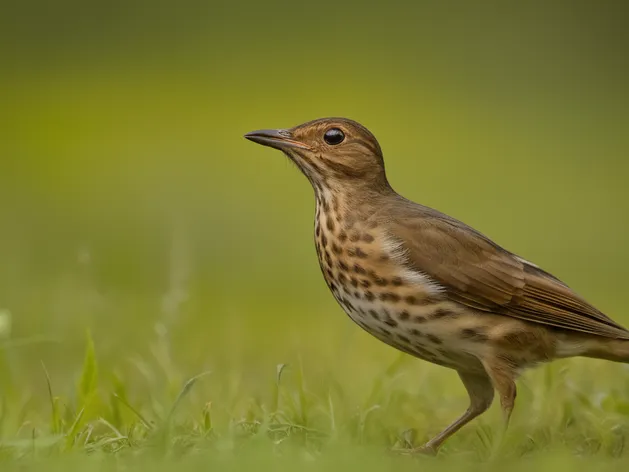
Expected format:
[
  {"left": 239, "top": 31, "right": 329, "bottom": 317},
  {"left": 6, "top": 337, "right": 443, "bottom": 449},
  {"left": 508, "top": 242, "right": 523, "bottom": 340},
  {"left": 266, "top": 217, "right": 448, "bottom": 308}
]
[{"left": 313, "top": 180, "right": 394, "bottom": 226}]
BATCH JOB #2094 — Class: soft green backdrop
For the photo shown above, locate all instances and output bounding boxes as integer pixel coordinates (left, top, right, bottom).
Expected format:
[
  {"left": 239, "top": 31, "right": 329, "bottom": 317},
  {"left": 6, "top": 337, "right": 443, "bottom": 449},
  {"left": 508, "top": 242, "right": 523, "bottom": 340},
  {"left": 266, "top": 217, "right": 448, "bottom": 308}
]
[{"left": 1, "top": 1, "right": 629, "bottom": 469}]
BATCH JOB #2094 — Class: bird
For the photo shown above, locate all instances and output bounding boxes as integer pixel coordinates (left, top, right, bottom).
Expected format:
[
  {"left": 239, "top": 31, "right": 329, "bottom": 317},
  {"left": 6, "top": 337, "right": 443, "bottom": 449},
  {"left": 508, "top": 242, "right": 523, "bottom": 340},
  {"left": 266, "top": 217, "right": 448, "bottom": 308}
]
[{"left": 244, "top": 117, "right": 629, "bottom": 454}]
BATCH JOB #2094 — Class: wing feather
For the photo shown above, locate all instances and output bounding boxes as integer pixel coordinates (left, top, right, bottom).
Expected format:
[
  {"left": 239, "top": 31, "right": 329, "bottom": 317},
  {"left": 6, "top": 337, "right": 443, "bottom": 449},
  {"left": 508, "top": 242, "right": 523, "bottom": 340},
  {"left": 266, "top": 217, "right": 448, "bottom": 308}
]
[{"left": 384, "top": 200, "right": 629, "bottom": 340}]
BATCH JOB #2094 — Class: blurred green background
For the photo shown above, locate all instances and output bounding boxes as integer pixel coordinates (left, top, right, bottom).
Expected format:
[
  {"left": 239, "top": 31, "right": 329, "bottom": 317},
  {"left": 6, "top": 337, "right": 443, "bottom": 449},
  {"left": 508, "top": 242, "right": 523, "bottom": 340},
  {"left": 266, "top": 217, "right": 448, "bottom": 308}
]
[{"left": 1, "top": 0, "right": 629, "bottom": 464}]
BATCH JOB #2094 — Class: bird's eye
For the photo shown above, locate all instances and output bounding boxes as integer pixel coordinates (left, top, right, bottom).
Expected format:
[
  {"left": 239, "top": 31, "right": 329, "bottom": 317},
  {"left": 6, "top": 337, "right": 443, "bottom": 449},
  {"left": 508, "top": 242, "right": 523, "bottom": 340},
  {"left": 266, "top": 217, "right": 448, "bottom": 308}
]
[{"left": 323, "top": 128, "right": 345, "bottom": 145}]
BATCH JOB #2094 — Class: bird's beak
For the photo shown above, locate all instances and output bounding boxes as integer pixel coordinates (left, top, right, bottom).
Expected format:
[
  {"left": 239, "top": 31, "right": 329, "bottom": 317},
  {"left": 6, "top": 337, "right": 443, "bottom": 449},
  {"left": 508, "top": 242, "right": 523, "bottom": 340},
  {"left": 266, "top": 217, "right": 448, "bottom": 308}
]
[{"left": 244, "top": 129, "right": 310, "bottom": 151}]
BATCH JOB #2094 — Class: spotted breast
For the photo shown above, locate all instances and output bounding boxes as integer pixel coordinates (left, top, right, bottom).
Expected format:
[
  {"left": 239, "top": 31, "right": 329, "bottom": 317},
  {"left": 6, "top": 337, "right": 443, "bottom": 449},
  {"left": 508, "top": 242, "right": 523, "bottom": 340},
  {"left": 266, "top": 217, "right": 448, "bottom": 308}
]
[{"left": 313, "top": 192, "right": 554, "bottom": 373}]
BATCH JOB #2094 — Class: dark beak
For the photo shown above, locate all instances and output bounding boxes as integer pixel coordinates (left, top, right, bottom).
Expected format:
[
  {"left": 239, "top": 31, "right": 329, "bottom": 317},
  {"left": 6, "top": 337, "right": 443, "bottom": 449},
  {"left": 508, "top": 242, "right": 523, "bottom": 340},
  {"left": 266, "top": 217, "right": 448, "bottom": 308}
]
[{"left": 244, "top": 128, "right": 310, "bottom": 151}]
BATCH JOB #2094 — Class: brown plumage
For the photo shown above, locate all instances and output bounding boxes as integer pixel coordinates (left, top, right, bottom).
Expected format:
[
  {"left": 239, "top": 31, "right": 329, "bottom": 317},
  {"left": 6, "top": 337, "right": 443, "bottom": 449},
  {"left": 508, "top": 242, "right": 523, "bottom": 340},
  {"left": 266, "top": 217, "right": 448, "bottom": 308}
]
[
  {"left": 244, "top": 117, "right": 629, "bottom": 454},
  {"left": 385, "top": 201, "right": 629, "bottom": 339}
]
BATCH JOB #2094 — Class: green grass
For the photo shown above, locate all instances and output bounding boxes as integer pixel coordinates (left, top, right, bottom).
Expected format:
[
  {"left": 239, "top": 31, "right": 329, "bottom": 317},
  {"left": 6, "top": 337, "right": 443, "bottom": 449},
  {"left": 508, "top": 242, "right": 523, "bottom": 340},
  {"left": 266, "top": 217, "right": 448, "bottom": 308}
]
[{"left": 3, "top": 318, "right": 629, "bottom": 471}]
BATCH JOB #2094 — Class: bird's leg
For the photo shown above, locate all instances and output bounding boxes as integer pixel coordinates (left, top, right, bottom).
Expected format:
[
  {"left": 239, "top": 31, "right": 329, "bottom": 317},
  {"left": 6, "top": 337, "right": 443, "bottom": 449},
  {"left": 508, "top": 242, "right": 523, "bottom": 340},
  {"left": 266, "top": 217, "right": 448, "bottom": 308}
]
[
  {"left": 407, "top": 371, "right": 495, "bottom": 455},
  {"left": 481, "top": 359, "right": 517, "bottom": 427}
]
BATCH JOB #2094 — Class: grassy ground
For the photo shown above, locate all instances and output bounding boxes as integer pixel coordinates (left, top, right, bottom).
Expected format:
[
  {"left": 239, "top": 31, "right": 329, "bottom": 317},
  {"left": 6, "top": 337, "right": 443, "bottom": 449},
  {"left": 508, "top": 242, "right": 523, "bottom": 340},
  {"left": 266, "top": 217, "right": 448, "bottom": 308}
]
[{"left": 3, "top": 303, "right": 629, "bottom": 471}]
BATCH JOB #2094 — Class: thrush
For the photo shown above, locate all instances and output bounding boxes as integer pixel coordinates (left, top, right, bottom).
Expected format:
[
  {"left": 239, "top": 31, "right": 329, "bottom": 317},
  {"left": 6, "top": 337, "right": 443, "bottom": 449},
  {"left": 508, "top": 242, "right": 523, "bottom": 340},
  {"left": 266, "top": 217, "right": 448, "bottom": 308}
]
[{"left": 244, "top": 117, "right": 629, "bottom": 454}]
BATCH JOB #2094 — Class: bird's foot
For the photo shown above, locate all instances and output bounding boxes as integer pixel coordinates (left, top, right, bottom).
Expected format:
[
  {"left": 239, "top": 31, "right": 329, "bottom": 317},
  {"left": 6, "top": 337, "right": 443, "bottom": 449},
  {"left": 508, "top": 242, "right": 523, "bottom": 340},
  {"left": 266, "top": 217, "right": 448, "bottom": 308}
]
[
  {"left": 389, "top": 444, "right": 438, "bottom": 456},
  {"left": 389, "top": 429, "right": 439, "bottom": 456}
]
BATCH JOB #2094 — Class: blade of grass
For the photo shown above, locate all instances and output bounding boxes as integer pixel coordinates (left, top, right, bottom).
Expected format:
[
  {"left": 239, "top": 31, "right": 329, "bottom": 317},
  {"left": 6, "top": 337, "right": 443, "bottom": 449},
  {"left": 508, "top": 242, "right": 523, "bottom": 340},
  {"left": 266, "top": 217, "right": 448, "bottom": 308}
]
[
  {"left": 166, "top": 371, "right": 211, "bottom": 421},
  {"left": 111, "top": 394, "right": 152, "bottom": 431},
  {"left": 41, "top": 361, "right": 60, "bottom": 435},
  {"left": 78, "top": 330, "right": 98, "bottom": 407}
]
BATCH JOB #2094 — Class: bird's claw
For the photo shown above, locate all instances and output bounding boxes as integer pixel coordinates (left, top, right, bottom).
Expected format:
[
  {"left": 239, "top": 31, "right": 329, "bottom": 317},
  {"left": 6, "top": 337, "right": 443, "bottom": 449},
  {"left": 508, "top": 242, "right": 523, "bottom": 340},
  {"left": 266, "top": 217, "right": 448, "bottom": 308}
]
[{"left": 389, "top": 444, "right": 438, "bottom": 456}]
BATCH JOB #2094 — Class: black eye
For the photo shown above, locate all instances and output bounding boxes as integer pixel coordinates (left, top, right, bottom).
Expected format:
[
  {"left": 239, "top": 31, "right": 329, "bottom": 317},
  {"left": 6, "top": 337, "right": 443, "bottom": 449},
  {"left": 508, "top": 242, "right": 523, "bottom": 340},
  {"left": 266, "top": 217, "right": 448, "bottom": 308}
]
[{"left": 324, "top": 128, "right": 345, "bottom": 145}]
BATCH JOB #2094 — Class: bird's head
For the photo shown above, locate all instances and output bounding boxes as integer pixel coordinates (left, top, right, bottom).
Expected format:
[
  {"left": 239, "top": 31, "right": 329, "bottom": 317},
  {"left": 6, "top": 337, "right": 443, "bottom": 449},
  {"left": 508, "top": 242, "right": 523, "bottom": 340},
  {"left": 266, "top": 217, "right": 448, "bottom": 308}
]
[{"left": 245, "top": 118, "right": 389, "bottom": 191}]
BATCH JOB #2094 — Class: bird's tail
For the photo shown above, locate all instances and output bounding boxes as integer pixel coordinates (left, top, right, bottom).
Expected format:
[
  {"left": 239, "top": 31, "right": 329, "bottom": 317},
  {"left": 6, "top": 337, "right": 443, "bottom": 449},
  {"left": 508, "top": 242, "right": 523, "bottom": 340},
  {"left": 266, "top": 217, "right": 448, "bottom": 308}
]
[{"left": 581, "top": 338, "right": 629, "bottom": 364}]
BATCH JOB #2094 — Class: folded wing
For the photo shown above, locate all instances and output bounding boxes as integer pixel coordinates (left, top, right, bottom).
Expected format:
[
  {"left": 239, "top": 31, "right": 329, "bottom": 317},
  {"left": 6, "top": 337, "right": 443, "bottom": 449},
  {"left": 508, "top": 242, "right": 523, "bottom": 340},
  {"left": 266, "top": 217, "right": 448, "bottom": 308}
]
[{"left": 386, "top": 201, "right": 629, "bottom": 340}]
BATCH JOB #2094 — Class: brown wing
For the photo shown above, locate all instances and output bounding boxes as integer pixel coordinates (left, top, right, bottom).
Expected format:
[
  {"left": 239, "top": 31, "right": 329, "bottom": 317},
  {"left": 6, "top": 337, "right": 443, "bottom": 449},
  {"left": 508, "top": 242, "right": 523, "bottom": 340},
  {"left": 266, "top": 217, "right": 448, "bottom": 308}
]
[{"left": 385, "top": 200, "right": 629, "bottom": 339}]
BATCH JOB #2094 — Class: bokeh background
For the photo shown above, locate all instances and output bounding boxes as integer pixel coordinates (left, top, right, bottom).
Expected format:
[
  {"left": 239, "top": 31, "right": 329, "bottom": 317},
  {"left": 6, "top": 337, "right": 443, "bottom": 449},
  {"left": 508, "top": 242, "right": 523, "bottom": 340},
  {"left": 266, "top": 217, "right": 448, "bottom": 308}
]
[{"left": 1, "top": 0, "right": 629, "bottom": 456}]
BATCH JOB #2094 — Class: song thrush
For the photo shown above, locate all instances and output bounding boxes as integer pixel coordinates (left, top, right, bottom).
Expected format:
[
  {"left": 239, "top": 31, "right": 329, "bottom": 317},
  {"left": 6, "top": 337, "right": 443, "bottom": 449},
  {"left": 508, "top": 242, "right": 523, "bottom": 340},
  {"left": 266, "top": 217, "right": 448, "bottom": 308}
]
[{"left": 244, "top": 117, "right": 629, "bottom": 453}]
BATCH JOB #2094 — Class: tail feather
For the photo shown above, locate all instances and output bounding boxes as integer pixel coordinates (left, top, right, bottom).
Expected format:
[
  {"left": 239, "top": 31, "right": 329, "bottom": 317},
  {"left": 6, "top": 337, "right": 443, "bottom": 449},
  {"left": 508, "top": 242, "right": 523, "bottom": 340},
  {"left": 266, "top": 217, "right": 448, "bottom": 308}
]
[
  {"left": 556, "top": 335, "right": 629, "bottom": 363},
  {"left": 582, "top": 339, "right": 629, "bottom": 364}
]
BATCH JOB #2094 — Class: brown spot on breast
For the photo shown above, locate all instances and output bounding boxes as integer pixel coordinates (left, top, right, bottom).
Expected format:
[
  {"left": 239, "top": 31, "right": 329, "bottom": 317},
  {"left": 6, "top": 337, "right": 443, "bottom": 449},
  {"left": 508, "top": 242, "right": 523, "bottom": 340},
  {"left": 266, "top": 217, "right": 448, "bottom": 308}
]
[
  {"left": 391, "top": 277, "right": 403, "bottom": 286},
  {"left": 338, "top": 231, "right": 348, "bottom": 242},
  {"left": 429, "top": 308, "right": 454, "bottom": 320},
  {"left": 373, "top": 275, "right": 388, "bottom": 286},
  {"left": 353, "top": 291, "right": 361, "bottom": 298},
  {"left": 326, "top": 269, "right": 334, "bottom": 279},
  {"left": 349, "top": 231, "right": 360, "bottom": 242},
  {"left": 322, "top": 199, "right": 330, "bottom": 211},
  {"left": 326, "top": 216, "right": 335, "bottom": 232},
  {"left": 413, "top": 316, "right": 427, "bottom": 324},
  {"left": 380, "top": 292, "right": 400, "bottom": 303},
  {"left": 379, "top": 254, "right": 390, "bottom": 261},
  {"left": 378, "top": 327, "right": 392, "bottom": 337},
  {"left": 367, "top": 220, "right": 378, "bottom": 229},
  {"left": 413, "top": 345, "right": 434, "bottom": 358},
  {"left": 315, "top": 225, "right": 320, "bottom": 238},
  {"left": 350, "top": 277, "right": 359, "bottom": 288},
  {"left": 398, "top": 310, "right": 410, "bottom": 321},
  {"left": 406, "top": 295, "right": 438, "bottom": 306},
  {"left": 324, "top": 252, "right": 332, "bottom": 267},
  {"left": 362, "top": 233, "right": 374, "bottom": 243},
  {"left": 321, "top": 233, "right": 328, "bottom": 247},
  {"left": 355, "top": 247, "right": 368, "bottom": 258},
  {"left": 360, "top": 279, "right": 371, "bottom": 288},
  {"left": 384, "top": 317, "right": 398, "bottom": 328},
  {"left": 338, "top": 273, "right": 347, "bottom": 284},
  {"left": 426, "top": 334, "right": 443, "bottom": 345},
  {"left": 436, "top": 348, "right": 456, "bottom": 361},
  {"left": 332, "top": 243, "right": 342, "bottom": 255},
  {"left": 397, "top": 334, "right": 411, "bottom": 344},
  {"left": 410, "top": 328, "right": 422, "bottom": 336},
  {"left": 460, "top": 328, "right": 489, "bottom": 342},
  {"left": 338, "top": 260, "right": 349, "bottom": 272},
  {"left": 365, "top": 291, "right": 375, "bottom": 301},
  {"left": 342, "top": 299, "right": 355, "bottom": 311},
  {"left": 353, "top": 264, "right": 366, "bottom": 275},
  {"left": 330, "top": 283, "right": 338, "bottom": 293},
  {"left": 368, "top": 310, "right": 379, "bottom": 320}
]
